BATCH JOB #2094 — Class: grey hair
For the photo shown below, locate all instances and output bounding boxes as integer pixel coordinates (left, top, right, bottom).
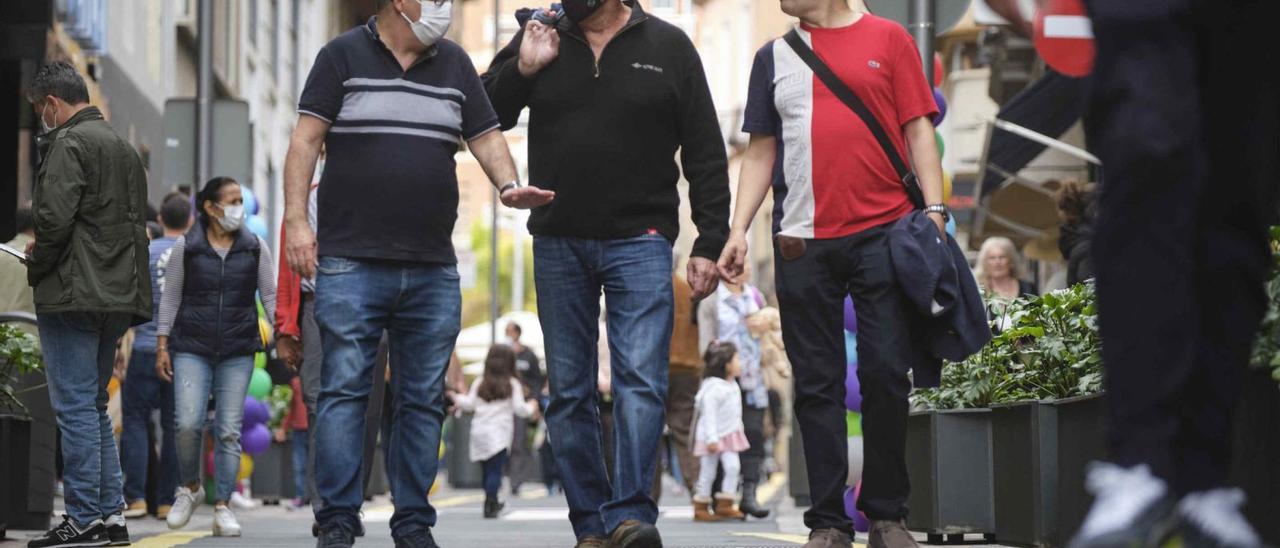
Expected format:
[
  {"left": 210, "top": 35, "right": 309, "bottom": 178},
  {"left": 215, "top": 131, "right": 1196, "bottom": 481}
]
[
  {"left": 27, "top": 61, "right": 89, "bottom": 105},
  {"left": 973, "top": 236, "right": 1023, "bottom": 289}
]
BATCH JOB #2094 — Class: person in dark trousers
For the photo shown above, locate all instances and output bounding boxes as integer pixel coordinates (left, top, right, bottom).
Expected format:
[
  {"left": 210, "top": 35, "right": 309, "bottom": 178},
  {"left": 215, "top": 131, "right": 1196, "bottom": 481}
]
[
  {"left": 506, "top": 321, "right": 543, "bottom": 493},
  {"left": 283, "top": 1, "right": 550, "bottom": 546},
  {"left": 1068, "top": 1, "right": 1278, "bottom": 547},
  {"left": 156, "top": 176, "right": 277, "bottom": 538},
  {"left": 120, "top": 194, "right": 191, "bottom": 521},
  {"left": 276, "top": 179, "right": 321, "bottom": 512},
  {"left": 24, "top": 61, "right": 152, "bottom": 548},
  {"left": 482, "top": 0, "right": 731, "bottom": 545},
  {"left": 716, "top": 1, "right": 946, "bottom": 546}
]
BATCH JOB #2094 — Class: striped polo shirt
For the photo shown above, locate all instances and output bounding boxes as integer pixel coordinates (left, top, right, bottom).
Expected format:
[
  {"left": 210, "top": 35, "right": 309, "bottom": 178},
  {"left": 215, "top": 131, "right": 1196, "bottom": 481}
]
[{"left": 298, "top": 17, "right": 499, "bottom": 264}]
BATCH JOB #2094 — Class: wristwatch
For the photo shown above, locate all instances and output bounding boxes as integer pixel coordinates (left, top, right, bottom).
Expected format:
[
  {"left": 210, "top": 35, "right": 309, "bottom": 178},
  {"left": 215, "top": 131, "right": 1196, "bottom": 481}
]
[
  {"left": 498, "top": 180, "right": 523, "bottom": 195},
  {"left": 924, "top": 204, "right": 951, "bottom": 222}
]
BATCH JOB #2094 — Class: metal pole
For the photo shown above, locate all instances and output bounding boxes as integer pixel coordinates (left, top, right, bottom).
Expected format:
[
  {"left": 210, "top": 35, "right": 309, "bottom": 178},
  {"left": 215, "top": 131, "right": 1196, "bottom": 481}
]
[
  {"left": 489, "top": 0, "right": 501, "bottom": 346},
  {"left": 196, "top": 0, "right": 213, "bottom": 186},
  {"left": 909, "top": 0, "right": 935, "bottom": 85}
]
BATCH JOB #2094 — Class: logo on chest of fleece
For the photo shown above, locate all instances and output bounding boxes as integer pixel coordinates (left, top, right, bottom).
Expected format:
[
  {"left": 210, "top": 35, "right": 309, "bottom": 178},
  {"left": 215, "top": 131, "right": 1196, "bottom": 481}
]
[
  {"left": 631, "top": 62, "right": 665, "bottom": 74},
  {"left": 867, "top": 59, "right": 882, "bottom": 69}
]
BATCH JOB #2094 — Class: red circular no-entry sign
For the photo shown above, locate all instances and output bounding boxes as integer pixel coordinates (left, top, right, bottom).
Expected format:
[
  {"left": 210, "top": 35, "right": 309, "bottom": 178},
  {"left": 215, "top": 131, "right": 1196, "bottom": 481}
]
[{"left": 1034, "top": 0, "right": 1095, "bottom": 77}]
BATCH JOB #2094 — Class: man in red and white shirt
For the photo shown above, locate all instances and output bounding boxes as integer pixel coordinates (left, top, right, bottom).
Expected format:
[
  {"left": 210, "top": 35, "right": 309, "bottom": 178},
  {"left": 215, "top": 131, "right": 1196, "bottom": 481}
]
[{"left": 718, "top": 1, "right": 944, "bottom": 547}]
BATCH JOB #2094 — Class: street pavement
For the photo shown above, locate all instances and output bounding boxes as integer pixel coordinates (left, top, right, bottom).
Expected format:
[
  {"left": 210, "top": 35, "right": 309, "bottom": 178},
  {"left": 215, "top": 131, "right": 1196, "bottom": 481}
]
[
  {"left": 2, "top": 474, "right": 1003, "bottom": 548},
  {"left": 4, "top": 474, "right": 826, "bottom": 548}
]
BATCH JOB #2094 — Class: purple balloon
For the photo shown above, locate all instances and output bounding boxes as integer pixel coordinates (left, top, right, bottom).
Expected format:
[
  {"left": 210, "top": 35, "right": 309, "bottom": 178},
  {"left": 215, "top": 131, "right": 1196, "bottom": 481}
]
[
  {"left": 932, "top": 87, "right": 948, "bottom": 127},
  {"left": 844, "top": 484, "right": 871, "bottom": 533},
  {"left": 243, "top": 397, "right": 269, "bottom": 427},
  {"left": 843, "top": 297, "right": 857, "bottom": 333},
  {"left": 241, "top": 423, "right": 271, "bottom": 456},
  {"left": 845, "top": 362, "right": 862, "bottom": 412}
]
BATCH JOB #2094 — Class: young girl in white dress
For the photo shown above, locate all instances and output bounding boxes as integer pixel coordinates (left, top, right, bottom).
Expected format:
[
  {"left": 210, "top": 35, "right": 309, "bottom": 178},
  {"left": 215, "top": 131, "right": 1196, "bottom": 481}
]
[{"left": 692, "top": 341, "right": 750, "bottom": 521}]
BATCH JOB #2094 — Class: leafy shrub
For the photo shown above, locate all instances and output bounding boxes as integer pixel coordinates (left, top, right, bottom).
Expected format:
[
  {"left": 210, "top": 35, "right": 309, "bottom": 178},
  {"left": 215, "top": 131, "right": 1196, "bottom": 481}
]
[{"left": 1, "top": 324, "right": 44, "bottom": 417}]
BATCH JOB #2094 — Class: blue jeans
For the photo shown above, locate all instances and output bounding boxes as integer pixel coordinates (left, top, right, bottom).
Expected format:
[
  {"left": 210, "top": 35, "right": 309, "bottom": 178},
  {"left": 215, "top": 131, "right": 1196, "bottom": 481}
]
[
  {"left": 121, "top": 350, "right": 178, "bottom": 506},
  {"left": 292, "top": 428, "right": 310, "bottom": 500},
  {"left": 37, "top": 311, "right": 132, "bottom": 527},
  {"left": 313, "top": 257, "right": 460, "bottom": 537},
  {"left": 533, "top": 235, "right": 673, "bottom": 538},
  {"left": 482, "top": 449, "right": 509, "bottom": 499},
  {"left": 172, "top": 353, "right": 254, "bottom": 503}
]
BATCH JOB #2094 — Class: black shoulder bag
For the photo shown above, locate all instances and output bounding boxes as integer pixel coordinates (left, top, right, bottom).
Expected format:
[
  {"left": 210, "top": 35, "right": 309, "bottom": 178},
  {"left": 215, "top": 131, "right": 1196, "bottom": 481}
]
[{"left": 783, "top": 30, "right": 927, "bottom": 210}]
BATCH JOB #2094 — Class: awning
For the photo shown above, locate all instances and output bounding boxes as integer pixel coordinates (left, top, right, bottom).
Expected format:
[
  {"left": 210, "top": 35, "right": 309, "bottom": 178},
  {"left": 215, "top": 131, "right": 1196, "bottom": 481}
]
[{"left": 971, "top": 70, "right": 1098, "bottom": 249}]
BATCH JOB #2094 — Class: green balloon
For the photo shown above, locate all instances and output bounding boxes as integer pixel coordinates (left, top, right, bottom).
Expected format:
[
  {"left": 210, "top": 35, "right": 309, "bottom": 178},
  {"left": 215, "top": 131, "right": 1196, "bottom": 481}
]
[
  {"left": 935, "top": 131, "right": 945, "bottom": 159},
  {"left": 254, "top": 352, "right": 266, "bottom": 369},
  {"left": 204, "top": 477, "right": 217, "bottom": 505},
  {"left": 846, "top": 411, "right": 863, "bottom": 437},
  {"left": 248, "top": 368, "right": 272, "bottom": 400}
]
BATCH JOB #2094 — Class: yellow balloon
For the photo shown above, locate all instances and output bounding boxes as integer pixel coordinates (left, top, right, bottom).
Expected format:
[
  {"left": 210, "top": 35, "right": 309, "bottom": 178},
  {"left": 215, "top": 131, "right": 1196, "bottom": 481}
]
[
  {"left": 429, "top": 477, "right": 441, "bottom": 496},
  {"left": 942, "top": 171, "right": 953, "bottom": 204},
  {"left": 237, "top": 454, "right": 254, "bottom": 482},
  {"left": 259, "top": 318, "right": 273, "bottom": 346}
]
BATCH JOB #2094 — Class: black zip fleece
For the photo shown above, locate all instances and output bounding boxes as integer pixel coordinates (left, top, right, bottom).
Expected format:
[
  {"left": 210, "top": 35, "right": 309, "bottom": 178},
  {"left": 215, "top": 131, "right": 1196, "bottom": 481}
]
[{"left": 481, "top": 1, "right": 730, "bottom": 260}]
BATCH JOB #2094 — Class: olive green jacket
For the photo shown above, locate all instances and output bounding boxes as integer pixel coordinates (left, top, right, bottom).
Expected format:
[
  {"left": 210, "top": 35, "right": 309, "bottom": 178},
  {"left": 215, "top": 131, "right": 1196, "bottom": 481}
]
[{"left": 28, "top": 107, "right": 151, "bottom": 323}]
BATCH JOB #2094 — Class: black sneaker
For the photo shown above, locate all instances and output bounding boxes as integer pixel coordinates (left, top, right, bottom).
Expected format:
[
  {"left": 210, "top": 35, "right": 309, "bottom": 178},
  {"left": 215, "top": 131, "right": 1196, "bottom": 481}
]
[
  {"left": 102, "top": 514, "right": 130, "bottom": 546},
  {"left": 393, "top": 528, "right": 440, "bottom": 548},
  {"left": 315, "top": 525, "right": 355, "bottom": 548},
  {"left": 28, "top": 515, "right": 108, "bottom": 548}
]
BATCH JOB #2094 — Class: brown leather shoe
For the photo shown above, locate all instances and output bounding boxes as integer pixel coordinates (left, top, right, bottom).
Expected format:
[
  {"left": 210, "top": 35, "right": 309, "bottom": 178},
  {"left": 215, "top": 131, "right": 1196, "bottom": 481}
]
[
  {"left": 713, "top": 494, "right": 745, "bottom": 520},
  {"left": 693, "top": 497, "right": 721, "bottom": 522},
  {"left": 804, "top": 528, "right": 853, "bottom": 548},
  {"left": 155, "top": 504, "right": 172, "bottom": 520},
  {"left": 607, "top": 520, "right": 662, "bottom": 548},
  {"left": 868, "top": 520, "right": 921, "bottom": 548},
  {"left": 574, "top": 535, "right": 607, "bottom": 548}
]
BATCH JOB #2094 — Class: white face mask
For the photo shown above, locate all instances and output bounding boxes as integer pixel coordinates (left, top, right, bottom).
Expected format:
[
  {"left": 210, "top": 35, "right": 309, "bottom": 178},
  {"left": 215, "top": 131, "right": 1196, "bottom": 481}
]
[
  {"left": 400, "top": 0, "right": 453, "bottom": 47},
  {"left": 217, "top": 204, "right": 245, "bottom": 232},
  {"left": 39, "top": 102, "right": 56, "bottom": 134}
]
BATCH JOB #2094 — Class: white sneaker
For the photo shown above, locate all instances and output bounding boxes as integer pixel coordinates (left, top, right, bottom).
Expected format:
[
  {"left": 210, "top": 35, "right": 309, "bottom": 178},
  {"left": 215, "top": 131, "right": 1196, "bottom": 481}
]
[
  {"left": 1177, "top": 488, "right": 1262, "bottom": 548},
  {"left": 1068, "top": 463, "right": 1177, "bottom": 548},
  {"left": 212, "top": 506, "right": 241, "bottom": 537},
  {"left": 228, "top": 491, "right": 258, "bottom": 510},
  {"left": 166, "top": 486, "right": 204, "bottom": 530}
]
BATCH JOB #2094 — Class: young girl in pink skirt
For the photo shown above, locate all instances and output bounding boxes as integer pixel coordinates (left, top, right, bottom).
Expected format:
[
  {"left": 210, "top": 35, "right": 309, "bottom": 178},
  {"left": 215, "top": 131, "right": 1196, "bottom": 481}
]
[{"left": 692, "top": 341, "right": 749, "bottom": 521}]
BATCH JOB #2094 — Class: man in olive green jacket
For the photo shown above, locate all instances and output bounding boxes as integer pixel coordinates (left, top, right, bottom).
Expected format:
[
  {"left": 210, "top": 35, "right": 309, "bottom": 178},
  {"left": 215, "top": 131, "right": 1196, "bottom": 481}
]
[{"left": 24, "top": 61, "right": 150, "bottom": 548}]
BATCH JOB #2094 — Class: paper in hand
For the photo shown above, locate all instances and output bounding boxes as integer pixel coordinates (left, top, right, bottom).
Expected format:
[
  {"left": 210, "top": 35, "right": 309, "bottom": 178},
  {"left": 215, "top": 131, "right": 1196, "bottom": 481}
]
[{"left": 0, "top": 243, "right": 28, "bottom": 263}]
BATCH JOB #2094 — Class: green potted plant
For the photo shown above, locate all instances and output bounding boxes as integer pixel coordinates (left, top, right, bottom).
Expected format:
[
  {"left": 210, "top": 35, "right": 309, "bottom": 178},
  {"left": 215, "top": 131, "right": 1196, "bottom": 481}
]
[
  {"left": 0, "top": 323, "right": 45, "bottom": 535},
  {"left": 1234, "top": 227, "right": 1280, "bottom": 546}
]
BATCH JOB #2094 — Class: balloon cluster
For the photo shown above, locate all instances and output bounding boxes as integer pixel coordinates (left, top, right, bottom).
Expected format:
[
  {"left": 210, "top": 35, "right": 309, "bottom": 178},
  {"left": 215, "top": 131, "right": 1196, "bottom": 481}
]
[
  {"left": 929, "top": 61, "right": 958, "bottom": 239},
  {"left": 842, "top": 297, "right": 871, "bottom": 533},
  {"left": 241, "top": 185, "right": 269, "bottom": 241}
]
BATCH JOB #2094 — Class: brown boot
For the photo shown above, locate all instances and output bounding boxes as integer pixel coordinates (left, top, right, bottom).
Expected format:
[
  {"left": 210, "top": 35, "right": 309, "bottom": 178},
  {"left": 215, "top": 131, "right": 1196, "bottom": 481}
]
[
  {"left": 713, "top": 494, "right": 745, "bottom": 520},
  {"left": 573, "top": 535, "right": 607, "bottom": 548},
  {"left": 693, "top": 496, "right": 721, "bottom": 522}
]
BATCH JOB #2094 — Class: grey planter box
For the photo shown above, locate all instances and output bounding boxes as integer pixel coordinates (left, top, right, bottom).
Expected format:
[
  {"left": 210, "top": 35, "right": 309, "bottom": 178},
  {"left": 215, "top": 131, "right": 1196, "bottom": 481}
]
[
  {"left": 249, "top": 441, "right": 295, "bottom": 503},
  {"left": 1230, "top": 370, "right": 1279, "bottom": 546},
  {"left": 905, "top": 409, "right": 996, "bottom": 539},
  {"left": 991, "top": 401, "right": 1059, "bottom": 547},
  {"left": 1049, "top": 394, "right": 1106, "bottom": 547}
]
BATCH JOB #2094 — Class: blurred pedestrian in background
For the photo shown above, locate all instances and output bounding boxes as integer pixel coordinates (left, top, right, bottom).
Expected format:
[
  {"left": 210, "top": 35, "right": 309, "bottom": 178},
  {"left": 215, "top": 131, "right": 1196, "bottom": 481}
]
[
  {"left": 1, "top": 207, "right": 36, "bottom": 325},
  {"left": 1054, "top": 181, "right": 1096, "bottom": 287},
  {"left": 667, "top": 271, "right": 704, "bottom": 496},
  {"left": 974, "top": 237, "right": 1038, "bottom": 300},
  {"left": 277, "top": 374, "right": 311, "bottom": 510},
  {"left": 450, "top": 345, "right": 540, "bottom": 519},
  {"left": 156, "top": 176, "right": 277, "bottom": 538},
  {"left": 749, "top": 307, "right": 791, "bottom": 477},
  {"left": 698, "top": 266, "right": 770, "bottom": 519},
  {"left": 506, "top": 321, "right": 543, "bottom": 494},
  {"left": 275, "top": 177, "right": 320, "bottom": 511},
  {"left": 120, "top": 193, "right": 191, "bottom": 521}
]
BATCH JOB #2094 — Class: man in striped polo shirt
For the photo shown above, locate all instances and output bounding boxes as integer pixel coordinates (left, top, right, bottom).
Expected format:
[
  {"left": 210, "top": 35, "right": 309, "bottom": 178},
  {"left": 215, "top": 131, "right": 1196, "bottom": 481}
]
[{"left": 283, "top": 1, "right": 553, "bottom": 547}]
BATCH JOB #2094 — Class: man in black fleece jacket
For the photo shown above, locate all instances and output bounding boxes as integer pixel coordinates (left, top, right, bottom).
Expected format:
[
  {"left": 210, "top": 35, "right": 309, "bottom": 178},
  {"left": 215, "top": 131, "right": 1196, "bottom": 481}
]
[{"left": 482, "top": 1, "right": 729, "bottom": 547}]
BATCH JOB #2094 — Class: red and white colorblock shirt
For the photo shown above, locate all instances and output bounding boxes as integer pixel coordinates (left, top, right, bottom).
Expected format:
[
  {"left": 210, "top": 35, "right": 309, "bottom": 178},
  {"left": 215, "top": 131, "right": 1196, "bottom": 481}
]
[{"left": 743, "top": 16, "right": 938, "bottom": 239}]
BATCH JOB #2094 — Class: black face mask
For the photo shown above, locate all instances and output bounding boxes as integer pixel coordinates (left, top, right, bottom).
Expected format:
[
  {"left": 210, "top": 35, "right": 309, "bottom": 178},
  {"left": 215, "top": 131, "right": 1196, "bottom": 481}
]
[{"left": 562, "top": 0, "right": 605, "bottom": 23}]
